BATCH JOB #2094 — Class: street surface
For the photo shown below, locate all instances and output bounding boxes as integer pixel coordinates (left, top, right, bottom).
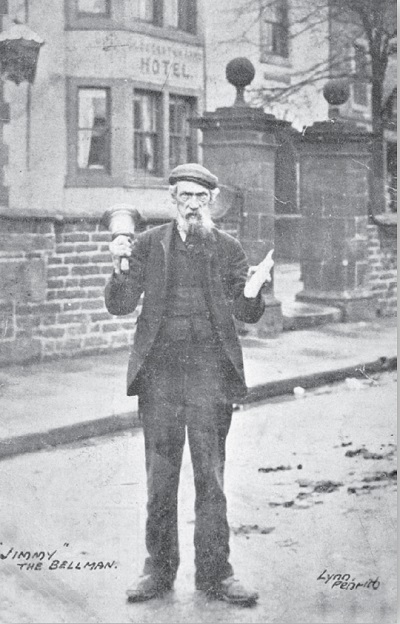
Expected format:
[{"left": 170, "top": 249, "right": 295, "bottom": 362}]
[{"left": 0, "top": 372, "right": 397, "bottom": 624}]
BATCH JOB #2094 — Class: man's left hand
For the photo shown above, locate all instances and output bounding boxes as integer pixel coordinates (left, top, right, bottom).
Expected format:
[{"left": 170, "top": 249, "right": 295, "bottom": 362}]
[{"left": 244, "top": 249, "right": 274, "bottom": 298}]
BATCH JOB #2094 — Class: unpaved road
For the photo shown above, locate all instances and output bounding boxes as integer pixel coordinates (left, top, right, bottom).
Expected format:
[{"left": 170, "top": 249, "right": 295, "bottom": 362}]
[{"left": 0, "top": 372, "right": 396, "bottom": 623}]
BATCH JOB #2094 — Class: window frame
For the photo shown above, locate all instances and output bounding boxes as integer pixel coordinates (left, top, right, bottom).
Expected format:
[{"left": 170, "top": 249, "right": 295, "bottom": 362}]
[
  {"left": 66, "top": 78, "right": 199, "bottom": 188},
  {"left": 260, "top": 0, "right": 290, "bottom": 62},
  {"left": 66, "top": 78, "right": 129, "bottom": 188},
  {"left": 67, "top": 0, "right": 113, "bottom": 28},
  {"left": 66, "top": 0, "right": 200, "bottom": 39}
]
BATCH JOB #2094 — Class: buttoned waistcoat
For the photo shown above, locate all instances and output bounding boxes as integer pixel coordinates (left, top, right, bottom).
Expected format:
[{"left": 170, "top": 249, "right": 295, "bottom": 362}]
[{"left": 105, "top": 221, "right": 265, "bottom": 401}]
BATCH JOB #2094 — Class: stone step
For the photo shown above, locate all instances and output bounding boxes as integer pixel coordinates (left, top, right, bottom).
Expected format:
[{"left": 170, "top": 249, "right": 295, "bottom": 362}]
[{"left": 282, "top": 301, "right": 343, "bottom": 331}]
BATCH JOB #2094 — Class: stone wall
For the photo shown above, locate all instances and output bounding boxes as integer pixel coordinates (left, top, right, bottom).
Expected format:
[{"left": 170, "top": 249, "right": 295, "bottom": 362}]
[
  {"left": 0, "top": 214, "right": 396, "bottom": 366},
  {"left": 367, "top": 224, "right": 397, "bottom": 317},
  {"left": 0, "top": 215, "right": 136, "bottom": 366}
]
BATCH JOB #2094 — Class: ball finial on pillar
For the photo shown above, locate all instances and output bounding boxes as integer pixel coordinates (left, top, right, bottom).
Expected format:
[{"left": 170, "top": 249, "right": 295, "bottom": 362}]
[
  {"left": 226, "top": 57, "right": 256, "bottom": 107},
  {"left": 323, "top": 79, "right": 350, "bottom": 119}
]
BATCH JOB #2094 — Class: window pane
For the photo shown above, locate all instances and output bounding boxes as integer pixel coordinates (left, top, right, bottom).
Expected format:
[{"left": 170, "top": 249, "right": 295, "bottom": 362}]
[
  {"left": 276, "top": 4, "right": 287, "bottom": 23},
  {"left": 165, "top": 0, "right": 196, "bottom": 32},
  {"left": 273, "top": 24, "right": 288, "bottom": 56},
  {"left": 353, "top": 82, "right": 368, "bottom": 106},
  {"left": 77, "top": 88, "right": 110, "bottom": 171},
  {"left": 261, "top": 0, "right": 289, "bottom": 58},
  {"left": 269, "top": 2, "right": 280, "bottom": 22},
  {"left": 134, "top": 134, "right": 157, "bottom": 171},
  {"left": 133, "top": 92, "right": 160, "bottom": 175},
  {"left": 262, "top": 22, "right": 289, "bottom": 57},
  {"left": 169, "top": 96, "right": 195, "bottom": 169},
  {"left": 263, "top": 0, "right": 287, "bottom": 22},
  {"left": 352, "top": 45, "right": 369, "bottom": 106},
  {"left": 134, "top": 93, "right": 158, "bottom": 131},
  {"left": 261, "top": 21, "right": 273, "bottom": 53},
  {"left": 165, "top": 0, "right": 178, "bottom": 28},
  {"left": 126, "top": 0, "right": 154, "bottom": 22},
  {"left": 354, "top": 45, "right": 368, "bottom": 78},
  {"left": 78, "top": 0, "right": 108, "bottom": 14},
  {"left": 178, "top": 0, "right": 197, "bottom": 33}
]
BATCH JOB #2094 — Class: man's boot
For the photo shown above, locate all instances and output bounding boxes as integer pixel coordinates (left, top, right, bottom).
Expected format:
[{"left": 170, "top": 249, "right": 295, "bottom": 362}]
[
  {"left": 126, "top": 575, "right": 173, "bottom": 602},
  {"left": 203, "top": 576, "right": 259, "bottom": 606}
]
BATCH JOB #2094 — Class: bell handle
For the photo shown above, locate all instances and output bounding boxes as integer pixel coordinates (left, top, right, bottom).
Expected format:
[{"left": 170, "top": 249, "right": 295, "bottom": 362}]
[{"left": 120, "top": 257, "right": 130, "bottom": 273}]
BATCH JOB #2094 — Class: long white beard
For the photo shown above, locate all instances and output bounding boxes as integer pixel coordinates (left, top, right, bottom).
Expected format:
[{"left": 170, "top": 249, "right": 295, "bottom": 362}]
[{"left": 176, "top": 207, "right": 214, "bottom": 236}]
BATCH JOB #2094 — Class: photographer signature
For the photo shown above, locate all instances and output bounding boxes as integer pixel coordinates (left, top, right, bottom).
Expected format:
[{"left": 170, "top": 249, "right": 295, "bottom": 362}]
[{"left": 318, "top": 569, "right": 380, "bottom": 591}]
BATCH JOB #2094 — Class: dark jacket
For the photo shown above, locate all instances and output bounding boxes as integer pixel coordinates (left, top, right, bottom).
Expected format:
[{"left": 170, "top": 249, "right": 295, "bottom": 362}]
[{"left": 105, "top": 221, "right": 265, "bottom": 400}]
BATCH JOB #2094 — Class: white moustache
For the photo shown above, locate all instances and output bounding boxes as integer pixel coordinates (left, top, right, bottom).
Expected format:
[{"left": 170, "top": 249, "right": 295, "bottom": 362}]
[{"left": 178, "top": 208, "right": 214, "bottom": 233}]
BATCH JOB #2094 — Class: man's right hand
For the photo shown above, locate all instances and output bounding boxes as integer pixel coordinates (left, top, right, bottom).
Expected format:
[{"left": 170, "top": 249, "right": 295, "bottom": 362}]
[{"left": 109, "top": 235, "right": 133, "bottom": 274}]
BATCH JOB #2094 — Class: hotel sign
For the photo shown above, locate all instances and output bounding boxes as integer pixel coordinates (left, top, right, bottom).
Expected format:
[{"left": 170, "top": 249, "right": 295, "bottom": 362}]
[{"left": 67, "top": 31, "right": 204, "bottom": 91}]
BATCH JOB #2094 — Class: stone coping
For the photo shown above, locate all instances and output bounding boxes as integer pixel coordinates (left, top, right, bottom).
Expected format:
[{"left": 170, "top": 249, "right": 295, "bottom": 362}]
[{"left": 370, "top": 213, "right": 397, "bottom": 228}]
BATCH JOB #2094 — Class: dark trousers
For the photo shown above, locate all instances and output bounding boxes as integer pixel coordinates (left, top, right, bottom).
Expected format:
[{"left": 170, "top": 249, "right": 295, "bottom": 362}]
[{"left": 138, "top": 338, "right": 234, "bottom": 589}]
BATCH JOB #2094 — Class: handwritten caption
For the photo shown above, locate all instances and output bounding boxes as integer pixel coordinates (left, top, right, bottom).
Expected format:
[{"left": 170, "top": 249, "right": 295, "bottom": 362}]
[
  {"left": 318, "top": 569, "right": 380, "bottom": 591},
  {"left": 0, "top": 544, "right": 117, "bottom": 572}
]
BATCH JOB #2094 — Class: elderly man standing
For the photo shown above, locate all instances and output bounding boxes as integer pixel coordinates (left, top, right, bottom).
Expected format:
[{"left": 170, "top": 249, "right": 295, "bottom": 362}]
[{"left": 105, "top": 163, "right": 273, "bottom": 606}]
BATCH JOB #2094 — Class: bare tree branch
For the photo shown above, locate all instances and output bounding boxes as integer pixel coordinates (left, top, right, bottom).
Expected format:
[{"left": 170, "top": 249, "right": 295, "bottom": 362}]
[{"left": 219, "top": 0, "right": 397, "bottom": 210}]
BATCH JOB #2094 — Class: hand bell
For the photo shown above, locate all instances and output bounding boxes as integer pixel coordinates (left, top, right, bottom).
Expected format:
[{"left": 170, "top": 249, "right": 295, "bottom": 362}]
[{"left": 102, "top": 204, "right": 140, "bottom": 272}]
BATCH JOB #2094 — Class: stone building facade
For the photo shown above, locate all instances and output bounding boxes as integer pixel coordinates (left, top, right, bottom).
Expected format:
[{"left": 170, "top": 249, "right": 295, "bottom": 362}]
[
  {"left": 204, "top": 0, "right": 396, "bottom": 252},
  {"left": 3, "top": 0, "right": 206, "bottom": 220},
  {"left": 0, "top": 0, "right": 206, "bottom": 363},
  {"left": 0, "top": 0, "right": 396, "bottom": 364}
]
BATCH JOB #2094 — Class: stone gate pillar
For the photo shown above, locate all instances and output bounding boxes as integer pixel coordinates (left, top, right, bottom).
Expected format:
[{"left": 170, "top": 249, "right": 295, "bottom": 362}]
[
  {"left": 192, "top": 58, "right": 289, "bottom": 336},
  {"left": 296, "top": 80, "right": 377, "bottom": 321}
]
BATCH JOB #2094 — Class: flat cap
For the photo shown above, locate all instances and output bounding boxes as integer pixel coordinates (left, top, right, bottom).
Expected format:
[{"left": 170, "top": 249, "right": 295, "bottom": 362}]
[{"left": 168, "top": 163, "right": 218, "bottom": 190}]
